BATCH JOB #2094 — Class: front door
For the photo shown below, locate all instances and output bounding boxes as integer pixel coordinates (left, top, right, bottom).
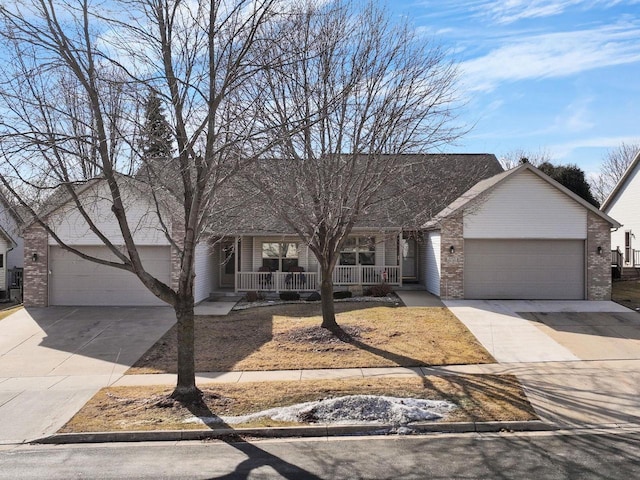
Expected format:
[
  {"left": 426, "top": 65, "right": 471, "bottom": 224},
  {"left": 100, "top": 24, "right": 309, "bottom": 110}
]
[
  {"left": 402, "top": 237, "right": 417, "bottom": 281},
  {"left": 220, "top": 240, "right": 237, "bottom": 288}
]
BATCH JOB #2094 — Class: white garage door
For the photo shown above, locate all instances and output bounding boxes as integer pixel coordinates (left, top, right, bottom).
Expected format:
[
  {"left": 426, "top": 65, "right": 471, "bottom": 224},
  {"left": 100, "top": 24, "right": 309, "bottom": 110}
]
[
  {"left": 464, "top": 239, "right": 585, "bottom": 300},
  {"left": 49, "top": 246, "right": 171, "bottom": 306}
]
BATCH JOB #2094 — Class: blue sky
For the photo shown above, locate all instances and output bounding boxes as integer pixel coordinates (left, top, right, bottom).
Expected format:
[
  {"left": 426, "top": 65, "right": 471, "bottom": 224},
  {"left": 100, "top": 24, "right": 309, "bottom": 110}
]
[{"left": 388, "top": 0, "right": 640, "bottom": 174}]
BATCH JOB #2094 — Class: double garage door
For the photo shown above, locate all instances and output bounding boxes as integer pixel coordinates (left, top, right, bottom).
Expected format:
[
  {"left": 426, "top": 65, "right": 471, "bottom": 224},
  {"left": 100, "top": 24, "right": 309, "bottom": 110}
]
[
  {"left": 464, "top": 239, "right": 585, "bottom": 300},
  {"left": 49, "top": 246, "right": 171, "bottom": 306}
]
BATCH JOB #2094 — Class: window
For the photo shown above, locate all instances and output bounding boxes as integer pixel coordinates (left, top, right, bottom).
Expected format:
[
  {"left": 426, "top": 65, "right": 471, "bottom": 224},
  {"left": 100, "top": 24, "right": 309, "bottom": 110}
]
[
  {"left": 262, "top": 242, "right": 298, "bottom": 271},
  {"left": 0, "top": 254, "right": 3, "bottom": 268},
  {"left": 340, "top": 236, "right": 375, "bottom": 266}
]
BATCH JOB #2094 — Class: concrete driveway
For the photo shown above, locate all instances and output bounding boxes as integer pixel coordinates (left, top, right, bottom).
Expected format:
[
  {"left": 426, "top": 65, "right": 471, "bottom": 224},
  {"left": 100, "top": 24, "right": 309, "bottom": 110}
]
[
  {"left": 445, "top": 300, "right": 640, "bottom": 427},
  {"left": 0, "top": 306, "right": 175, "bottom": 444}
]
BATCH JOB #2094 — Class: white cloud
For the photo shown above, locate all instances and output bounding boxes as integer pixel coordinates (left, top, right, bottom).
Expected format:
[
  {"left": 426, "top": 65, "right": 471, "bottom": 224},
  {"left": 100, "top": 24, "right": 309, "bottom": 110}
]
[
  {"left": 550, "top": 134, "right": 640, "bottom": 159},
  {"left": 460, "top": 22, "right": 640, "bottom": 91},
  {"left": 457, "top": 0, "right": 640, "bottom": 25}
]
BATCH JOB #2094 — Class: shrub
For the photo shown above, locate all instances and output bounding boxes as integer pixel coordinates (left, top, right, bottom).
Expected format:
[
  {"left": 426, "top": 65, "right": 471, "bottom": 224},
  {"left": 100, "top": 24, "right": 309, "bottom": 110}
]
[
  {"left": 245, "top": 291, "right": 265, "bottom": 302},
  {"left": 306, "top": 291, "right": 321, "bottom": 302},
  {"left": 280, "top": 291, "right": 301, "bottom": 301},
  {"left": 368, "top": 283, "right": 394, "bottom": 297},
  {"left": 333, "top": 290, "right": 352, "bottom": 299}
]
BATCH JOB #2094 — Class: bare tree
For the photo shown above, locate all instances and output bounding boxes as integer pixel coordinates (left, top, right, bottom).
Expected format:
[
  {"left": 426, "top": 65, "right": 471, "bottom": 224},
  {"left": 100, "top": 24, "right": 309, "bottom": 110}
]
[
  {"left": 0, "top": 0, "right": 277, "bottom": 402},
  {"left": 246, "top": 1, "right": 463, "bottom": 330},
  {"left": 498, "top": 148, "right": 551, "bottom": 170},
  {"left": 590, "top": 142, "right": 639, "bottom": 205}
]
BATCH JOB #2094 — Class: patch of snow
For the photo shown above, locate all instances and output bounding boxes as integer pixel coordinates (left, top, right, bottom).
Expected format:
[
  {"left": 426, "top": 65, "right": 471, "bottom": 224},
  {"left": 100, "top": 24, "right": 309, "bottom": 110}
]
[{"left": 184, "top": 395, "right": 456, "bottom": 427}]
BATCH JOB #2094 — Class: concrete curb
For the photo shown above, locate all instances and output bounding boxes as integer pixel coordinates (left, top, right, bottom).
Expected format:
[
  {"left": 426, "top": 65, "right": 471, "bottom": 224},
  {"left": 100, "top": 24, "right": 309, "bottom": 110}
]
[{"left": 34, "top": 421, "right": 556, "bottom": 445}]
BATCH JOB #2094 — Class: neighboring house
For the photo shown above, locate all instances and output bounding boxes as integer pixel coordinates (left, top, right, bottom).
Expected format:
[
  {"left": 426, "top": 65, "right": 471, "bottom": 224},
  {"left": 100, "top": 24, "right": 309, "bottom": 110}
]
[
  {"left": 600, "top": 149, "right": 640, "bottom": 271},
  {"left": 22, "top": 155, "right": 620, "bottom": 307},
  {"left": 0, "top": 190, "right": 24, "bottom": 298}
]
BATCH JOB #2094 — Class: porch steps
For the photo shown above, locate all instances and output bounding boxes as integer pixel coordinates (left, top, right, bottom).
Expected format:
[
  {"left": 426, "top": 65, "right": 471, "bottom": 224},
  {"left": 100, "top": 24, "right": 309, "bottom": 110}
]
[{"left": 208, "top": 290, "right": 244, "bottom": 301}]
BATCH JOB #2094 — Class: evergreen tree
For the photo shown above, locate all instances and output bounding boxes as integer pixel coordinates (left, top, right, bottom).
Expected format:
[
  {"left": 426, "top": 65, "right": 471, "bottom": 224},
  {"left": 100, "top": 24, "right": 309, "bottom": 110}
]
[
  {"left": 538, "top": 162, "right": 599, "bottom": 207},
  {"left": 140, "top": 90, "right": 173, "bottom": 161}
]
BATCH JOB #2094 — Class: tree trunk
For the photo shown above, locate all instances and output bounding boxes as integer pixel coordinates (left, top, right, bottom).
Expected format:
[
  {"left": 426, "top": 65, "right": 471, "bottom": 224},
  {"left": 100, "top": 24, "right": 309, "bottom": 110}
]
[
  {"left": 170, "top": 297, "right": 202, "bottom": 402},
  {"left": 320, "top": 267, "right": 338, "bottom": 330}
]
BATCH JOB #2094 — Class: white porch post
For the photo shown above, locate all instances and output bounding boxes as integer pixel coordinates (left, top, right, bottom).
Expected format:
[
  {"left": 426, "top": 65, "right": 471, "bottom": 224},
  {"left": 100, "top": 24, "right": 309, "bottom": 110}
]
[
  {"left": 234, "top": 236, "right": 239, "bottom": 292},
  {"left": 398, "top": 231, "right": 403, "bottom": 286}
]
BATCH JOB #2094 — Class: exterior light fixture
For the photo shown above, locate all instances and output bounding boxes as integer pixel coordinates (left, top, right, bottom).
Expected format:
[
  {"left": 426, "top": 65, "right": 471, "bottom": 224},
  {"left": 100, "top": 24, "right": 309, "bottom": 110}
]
[
  {"left": 449, "top": 245, "right": 455, "bottom": 254},
  {"left": 32, "top": 252, "right": 38, "bottom": 262},
  {"left": 597, "top": 246, "right": 603, "bottom": 255}
]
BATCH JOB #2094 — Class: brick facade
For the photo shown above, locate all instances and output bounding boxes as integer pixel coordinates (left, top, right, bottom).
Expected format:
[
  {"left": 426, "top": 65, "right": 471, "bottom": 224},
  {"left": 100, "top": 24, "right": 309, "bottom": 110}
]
[
  {"left": 436, "top": 210, "right": 612, "bottom": 301},
  {"left": 23, "top": 223, "right": 48, "bottom": 307},
  {"left": 439, "top": 213, "right": 464, "bottom": 299},
  {"left": 586, "top": 211, "right": 612, "bottom": 300}
]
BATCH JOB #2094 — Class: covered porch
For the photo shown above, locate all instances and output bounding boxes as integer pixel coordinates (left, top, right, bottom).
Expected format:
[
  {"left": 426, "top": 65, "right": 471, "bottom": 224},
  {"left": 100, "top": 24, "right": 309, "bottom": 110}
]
[{"left": 213, "top": 232, "right": 420, "bottom": 293}]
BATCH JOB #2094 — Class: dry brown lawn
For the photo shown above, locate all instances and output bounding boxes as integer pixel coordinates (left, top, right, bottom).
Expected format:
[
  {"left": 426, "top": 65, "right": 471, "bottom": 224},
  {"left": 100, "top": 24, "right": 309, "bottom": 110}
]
[
  {"left": 129, "top": 303, "right": 494, "bottom": 374},
  {"left": 0, "top": 305, "right": 22, "bottom": 321},
  {"left": 60, "top": 375, "right": 536, "bottom": 432},
  {"left": 612, "top": 280, "right": 640, "bottom": 311}
]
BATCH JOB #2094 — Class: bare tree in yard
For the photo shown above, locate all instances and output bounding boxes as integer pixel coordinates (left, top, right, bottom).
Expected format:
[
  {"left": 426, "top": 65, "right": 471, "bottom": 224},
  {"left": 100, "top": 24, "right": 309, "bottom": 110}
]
[
  {"left": 0, "top": 0, "right": 277, "bottom": 402},
  {"left": 590, "top": 141, "right": 639, "bottom": 205},
  {"left": 246, "top": 1, "right": 463, "bottom": 330}
]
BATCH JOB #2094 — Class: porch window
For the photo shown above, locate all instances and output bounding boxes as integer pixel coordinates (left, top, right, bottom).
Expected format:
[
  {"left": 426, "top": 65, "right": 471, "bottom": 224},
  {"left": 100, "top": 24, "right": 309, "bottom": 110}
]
[
  {"left": 340, "top": 236, "right": 375, "bottom": 266},
  {"left": 262, "top": 242, "right": 298, "bottom": 271}
]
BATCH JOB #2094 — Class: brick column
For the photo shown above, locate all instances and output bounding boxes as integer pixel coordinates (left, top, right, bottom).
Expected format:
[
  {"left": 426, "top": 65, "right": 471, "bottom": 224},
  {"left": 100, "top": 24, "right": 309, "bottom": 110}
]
[
  {"left": 586, "top": 211, "right": 612, "bottom": 300},
  {"left": 440, "top": 213, "right": 464, "bottom": 299},
  {"left": 23, "top": 223, "right": 48, "bottom": 307}
]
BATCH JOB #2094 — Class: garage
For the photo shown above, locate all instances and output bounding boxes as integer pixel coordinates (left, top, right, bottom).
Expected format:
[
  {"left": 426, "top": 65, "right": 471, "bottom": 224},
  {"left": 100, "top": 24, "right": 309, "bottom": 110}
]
[
  {"left": 464, "top": 239, "right": 585, "bottom": 300},
  {"left": 49, "top": 245, "right": 171, "bottom": 306}
]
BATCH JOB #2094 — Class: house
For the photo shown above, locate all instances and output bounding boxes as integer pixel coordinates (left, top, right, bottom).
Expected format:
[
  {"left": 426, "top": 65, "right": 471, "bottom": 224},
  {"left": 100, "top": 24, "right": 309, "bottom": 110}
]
[
  {"left": 0, "top": 190, "right": 24, "bottom": 300},
  {"left": 600, "top": 149, "right": 640, "bottom": 272},
  {"left": 22, "top": 155, "right": 620, "bottom": 307}
]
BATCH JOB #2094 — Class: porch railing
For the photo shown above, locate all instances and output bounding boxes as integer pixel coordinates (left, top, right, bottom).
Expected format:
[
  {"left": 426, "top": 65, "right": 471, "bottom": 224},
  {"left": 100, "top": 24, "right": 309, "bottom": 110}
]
[
  {"left": 236, "top": 265, "right": 400, "bottom": 291},
  {"left": 635, "top": 249, "right": 640, "bottom": 267},
  {"left": 612, "top": 248, "right": 623, "bottom": 267},
  {"left": 237, "top": 271, "right": 319, "bottom": 292},
  {"left": 332, "top": 265, "right": 400, "bottom": 285}
]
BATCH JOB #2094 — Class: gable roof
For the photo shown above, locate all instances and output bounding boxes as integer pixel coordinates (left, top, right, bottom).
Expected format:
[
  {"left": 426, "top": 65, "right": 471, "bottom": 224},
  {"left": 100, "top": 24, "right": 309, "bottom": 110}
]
[
  {"left": 0, "top": 188, "right": 24, "bottom": 227},
  {"left": 600, "top": 149, "right": 640, "bottom": 212},
  {"left": 23, "top": 154, "right": 505, "bottom": 236},
  {"left": 211, "top": 153, "right": 504, "bottom": 235},
  {"left": 423, "top": 162, "right": 621, "bottom": 229},
  {"left": 0, "top": 225, "right": 17, "bottom": 248}
]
